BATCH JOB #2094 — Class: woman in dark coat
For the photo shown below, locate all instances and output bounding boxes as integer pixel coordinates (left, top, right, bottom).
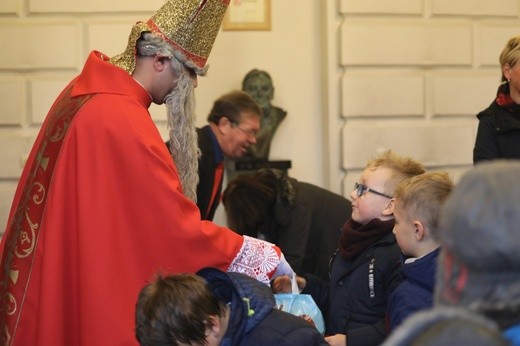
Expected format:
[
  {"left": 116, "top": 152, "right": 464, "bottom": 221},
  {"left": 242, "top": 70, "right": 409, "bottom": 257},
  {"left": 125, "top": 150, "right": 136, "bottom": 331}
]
[
  {"left": 474, "top": 35, "right": 520, "bottom": 163},
  {"left": 222, "top": 169, "right": 352, "bottom": 281}
]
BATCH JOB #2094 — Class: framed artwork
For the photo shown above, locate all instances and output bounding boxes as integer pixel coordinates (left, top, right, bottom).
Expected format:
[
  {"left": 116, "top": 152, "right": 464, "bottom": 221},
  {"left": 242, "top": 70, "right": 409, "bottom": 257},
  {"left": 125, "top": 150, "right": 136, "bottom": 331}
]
[{"left": 223, "top": 0, "right": 271, "bottom": 31}]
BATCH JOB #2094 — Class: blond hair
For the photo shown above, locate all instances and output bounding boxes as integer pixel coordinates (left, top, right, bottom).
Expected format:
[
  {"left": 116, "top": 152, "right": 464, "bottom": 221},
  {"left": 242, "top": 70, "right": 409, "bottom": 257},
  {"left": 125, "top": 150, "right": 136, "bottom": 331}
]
[
  {"left": 499, "top": 36, "right": 520, "bottom": 82},
  {"left": 394, "top": 172, "right": 454, "bottom": 239},
  {"left": 365, "top": 150, "right": 426, "bottom": 197}
]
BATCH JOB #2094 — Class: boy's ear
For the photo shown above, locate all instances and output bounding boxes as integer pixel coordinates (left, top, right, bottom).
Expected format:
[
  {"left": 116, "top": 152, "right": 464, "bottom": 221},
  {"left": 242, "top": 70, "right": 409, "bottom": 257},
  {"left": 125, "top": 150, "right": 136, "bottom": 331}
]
[
  {"left": 414, "top": 220, "right": 426, "bottom": 241},
  {"left": 382, "top": 198, "right": 395, "bottom": 216},
  {"left": 206, "top": 315, "right": 222, "bottom": 341}
]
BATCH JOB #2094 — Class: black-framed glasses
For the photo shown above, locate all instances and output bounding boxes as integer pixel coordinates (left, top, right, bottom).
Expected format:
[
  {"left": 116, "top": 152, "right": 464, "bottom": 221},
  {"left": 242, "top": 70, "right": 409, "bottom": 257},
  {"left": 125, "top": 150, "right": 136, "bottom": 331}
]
[
  {"left": 354, "top": 182, "right": 393, "bottom": 199},
  {"left": 230, "top": 120, "right": 257, "bottom": 137}
]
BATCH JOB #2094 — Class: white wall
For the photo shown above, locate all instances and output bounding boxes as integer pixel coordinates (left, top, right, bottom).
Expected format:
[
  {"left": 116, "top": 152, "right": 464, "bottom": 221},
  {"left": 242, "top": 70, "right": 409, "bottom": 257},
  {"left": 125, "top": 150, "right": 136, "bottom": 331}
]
[{"left": 334, "top": 0, "right": 520, "bottom": 193}]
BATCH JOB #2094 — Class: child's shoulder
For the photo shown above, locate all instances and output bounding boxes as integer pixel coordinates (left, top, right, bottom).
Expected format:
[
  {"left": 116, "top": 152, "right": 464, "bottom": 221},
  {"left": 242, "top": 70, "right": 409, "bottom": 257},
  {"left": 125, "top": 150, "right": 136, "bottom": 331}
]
[
  {"left": 373, "top": 232, "right": 399, "bottom": 249},
  {"left": 371, "top": 234, "right": 401, "bottom": 263}
]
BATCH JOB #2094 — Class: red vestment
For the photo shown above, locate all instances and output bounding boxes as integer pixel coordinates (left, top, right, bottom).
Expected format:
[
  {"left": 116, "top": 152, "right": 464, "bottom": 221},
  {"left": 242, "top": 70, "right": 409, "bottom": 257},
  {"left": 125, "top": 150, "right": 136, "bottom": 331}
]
[{"left": 0, "top": 51, "right": 281, "bottom": 345}]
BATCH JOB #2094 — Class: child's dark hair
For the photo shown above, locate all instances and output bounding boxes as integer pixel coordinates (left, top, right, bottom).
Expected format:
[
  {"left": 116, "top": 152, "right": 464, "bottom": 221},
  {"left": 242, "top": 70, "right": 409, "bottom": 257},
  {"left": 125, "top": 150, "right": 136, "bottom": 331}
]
[{"left": 135, "top": 273, "right": 225, "bottom": 346}]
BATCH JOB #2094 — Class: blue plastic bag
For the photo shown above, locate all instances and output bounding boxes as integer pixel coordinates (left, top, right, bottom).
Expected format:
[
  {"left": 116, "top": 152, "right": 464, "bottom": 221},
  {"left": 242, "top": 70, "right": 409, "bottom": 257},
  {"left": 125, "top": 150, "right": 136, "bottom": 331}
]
[{"left": 274, "top": 274, "right": 325, "bottom": 334}]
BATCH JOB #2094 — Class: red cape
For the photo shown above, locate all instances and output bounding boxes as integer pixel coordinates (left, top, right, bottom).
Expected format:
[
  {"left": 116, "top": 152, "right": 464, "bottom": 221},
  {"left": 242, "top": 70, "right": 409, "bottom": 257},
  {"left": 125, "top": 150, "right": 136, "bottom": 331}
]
[{"left": 0, "top": 51, "right": 280, "bottom": 345}]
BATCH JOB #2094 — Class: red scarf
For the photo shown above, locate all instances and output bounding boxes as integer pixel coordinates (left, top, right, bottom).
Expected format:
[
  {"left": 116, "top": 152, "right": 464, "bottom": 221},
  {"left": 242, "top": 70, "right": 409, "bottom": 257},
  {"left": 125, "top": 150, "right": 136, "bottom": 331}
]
[
  {"left": 496, "top": 82, "right": 520, "bottom": 115},
  {"left": 338, "top": 218, "right": 395, "bottom": 260}
]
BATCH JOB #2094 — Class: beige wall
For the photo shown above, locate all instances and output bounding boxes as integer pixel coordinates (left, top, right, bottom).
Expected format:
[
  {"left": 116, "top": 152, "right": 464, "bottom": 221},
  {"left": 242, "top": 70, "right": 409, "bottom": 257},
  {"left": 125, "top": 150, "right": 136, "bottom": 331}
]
[
  {"left": 334, "top": 0, "right": 520, "bottom": 194},
  {"left": 1, "top": 0, "right": 520, "bottom": 233}
]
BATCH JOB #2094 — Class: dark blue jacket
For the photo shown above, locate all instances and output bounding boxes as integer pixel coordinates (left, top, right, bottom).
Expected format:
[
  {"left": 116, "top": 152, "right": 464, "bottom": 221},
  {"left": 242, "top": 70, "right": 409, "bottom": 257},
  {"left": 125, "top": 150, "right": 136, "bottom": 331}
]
[
  {"left": 387, "top": 248, "right": 440, "bottom": 330},
  {"left": 303, "top": 232, "right": 402, "bottom": 346},
  {"left": 197, "top": 268, "right": 327, "bottom": 346}
]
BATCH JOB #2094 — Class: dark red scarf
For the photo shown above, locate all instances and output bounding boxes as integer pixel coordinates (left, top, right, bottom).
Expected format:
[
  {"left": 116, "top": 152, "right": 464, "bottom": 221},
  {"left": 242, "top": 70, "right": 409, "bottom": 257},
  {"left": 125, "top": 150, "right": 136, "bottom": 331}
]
[
  {"left": 338, "top": 218, "right": 395, "bottom": 260},
  {"left": 496, "top": 82, "right": 520, "bottom": 115}
]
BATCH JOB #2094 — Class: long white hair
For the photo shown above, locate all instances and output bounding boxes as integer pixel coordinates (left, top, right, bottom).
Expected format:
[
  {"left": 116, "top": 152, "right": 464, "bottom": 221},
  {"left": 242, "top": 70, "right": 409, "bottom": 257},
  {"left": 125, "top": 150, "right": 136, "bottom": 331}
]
[
  {"left": 165, "top": 59, "right": 199, "bottom": 202},
  {"left": 137, "top": 32, "right": 200, "bottom": 201}
]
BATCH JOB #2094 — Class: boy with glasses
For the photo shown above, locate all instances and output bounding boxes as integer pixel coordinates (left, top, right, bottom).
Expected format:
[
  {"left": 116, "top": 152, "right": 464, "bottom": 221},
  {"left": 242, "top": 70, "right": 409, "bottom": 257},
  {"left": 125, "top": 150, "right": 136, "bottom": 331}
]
[{"left": 273, "top": 150, "right": 425, "bottom": 346}]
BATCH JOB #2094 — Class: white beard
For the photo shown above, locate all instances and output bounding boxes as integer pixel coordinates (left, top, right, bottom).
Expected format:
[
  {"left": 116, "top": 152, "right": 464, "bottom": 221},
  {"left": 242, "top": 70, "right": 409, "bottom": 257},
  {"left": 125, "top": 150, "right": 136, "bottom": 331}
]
[{"left": 165, "top": 69, "right": 200, "bottom": 202}]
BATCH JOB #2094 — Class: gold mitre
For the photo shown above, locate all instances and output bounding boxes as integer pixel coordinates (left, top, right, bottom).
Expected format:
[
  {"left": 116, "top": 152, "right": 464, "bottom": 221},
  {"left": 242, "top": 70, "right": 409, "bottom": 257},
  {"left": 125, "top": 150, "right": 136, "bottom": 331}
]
[{"left": 110, "top": 0, "right": 230, "bottom": 76}]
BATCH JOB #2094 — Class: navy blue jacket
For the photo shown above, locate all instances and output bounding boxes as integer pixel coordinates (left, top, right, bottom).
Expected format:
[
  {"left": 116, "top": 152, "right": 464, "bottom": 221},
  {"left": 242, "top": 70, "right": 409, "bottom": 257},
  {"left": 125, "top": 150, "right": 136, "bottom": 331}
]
[
  {"left": 303, "top": 232, "right": 402, "bottom": 346},
  {"left": 197, "top": 268, "right": 327, "bottom": 346},
  {"left": 387, "top": 248, "right": 440, "bottom": 330}
]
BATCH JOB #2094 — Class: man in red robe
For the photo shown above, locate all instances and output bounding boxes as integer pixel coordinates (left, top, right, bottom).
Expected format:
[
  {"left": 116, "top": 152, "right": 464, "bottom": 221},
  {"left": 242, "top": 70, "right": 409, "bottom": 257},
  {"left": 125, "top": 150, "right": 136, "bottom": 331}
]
[{"left": 0, "top": 1, "right": 292, "bottom": 345}]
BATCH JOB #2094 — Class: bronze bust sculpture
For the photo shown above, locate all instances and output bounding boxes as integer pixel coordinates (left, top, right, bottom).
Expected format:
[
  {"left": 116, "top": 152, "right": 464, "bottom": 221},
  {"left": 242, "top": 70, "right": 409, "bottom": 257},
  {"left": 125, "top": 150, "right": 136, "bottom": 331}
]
[{"left": 241, "top": 69, "right": 287, "bottom": 160}]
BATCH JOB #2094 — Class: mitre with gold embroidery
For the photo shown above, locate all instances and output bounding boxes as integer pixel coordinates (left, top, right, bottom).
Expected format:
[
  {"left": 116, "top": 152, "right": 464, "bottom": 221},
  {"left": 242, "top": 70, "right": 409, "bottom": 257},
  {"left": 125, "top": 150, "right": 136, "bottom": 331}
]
[{"left": 111, "top": 0, "right": 230, "bottom": 76}]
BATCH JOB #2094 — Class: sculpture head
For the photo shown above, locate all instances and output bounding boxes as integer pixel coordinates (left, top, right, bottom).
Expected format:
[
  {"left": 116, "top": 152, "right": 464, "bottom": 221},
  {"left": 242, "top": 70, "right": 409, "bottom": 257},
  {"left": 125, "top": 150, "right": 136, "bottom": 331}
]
[{"left": 242, "top": 69, "right": 274, "bottom": 110}]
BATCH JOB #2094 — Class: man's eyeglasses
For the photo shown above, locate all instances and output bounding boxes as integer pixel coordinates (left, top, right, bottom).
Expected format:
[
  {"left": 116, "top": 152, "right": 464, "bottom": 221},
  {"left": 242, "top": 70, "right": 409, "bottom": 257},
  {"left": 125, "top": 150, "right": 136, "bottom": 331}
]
[
  {"left": 230, "top": 120, "right": 257, "bottom": 138},
  {"left": 354, "top": 182, "right": 393, "bottom": 199}
]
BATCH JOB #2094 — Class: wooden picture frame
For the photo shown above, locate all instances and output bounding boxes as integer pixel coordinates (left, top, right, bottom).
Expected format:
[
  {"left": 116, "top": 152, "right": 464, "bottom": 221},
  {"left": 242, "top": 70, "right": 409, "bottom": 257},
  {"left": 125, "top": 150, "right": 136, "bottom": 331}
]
[{"left": 223, "top": 0, "right": 271, "bottom": 31}]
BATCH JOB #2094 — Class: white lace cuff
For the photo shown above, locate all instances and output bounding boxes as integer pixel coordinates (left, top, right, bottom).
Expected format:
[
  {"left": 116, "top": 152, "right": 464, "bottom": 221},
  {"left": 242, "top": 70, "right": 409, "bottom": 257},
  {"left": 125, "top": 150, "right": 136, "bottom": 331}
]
[{"left": 227, "top": 236, "right": 280, "bottom": 285}]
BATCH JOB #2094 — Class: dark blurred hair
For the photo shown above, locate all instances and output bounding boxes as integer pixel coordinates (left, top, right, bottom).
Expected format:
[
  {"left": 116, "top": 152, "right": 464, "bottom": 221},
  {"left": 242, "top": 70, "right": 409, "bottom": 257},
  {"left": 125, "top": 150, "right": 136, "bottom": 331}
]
[
  {"left": 207, "top": 90, "right": 261, "bottom": 124},
  {"left": 135, "top": 273, "right": 225, "bottom": 346},
  {"left": 222, "top": 170, "right": 280, "bottom": 237}
]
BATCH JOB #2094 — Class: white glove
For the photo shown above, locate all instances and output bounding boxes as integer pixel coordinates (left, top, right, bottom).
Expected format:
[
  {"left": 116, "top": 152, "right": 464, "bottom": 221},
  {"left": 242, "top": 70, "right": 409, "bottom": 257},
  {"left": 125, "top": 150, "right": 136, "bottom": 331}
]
[{"left": 271, "top": 253, "right": 295, "bottom": 280}]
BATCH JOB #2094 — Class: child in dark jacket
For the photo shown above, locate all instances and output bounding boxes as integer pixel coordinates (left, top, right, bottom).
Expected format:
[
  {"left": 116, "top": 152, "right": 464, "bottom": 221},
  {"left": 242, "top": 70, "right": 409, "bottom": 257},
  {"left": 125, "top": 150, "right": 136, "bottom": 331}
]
[
  {"left": 273, "top": 150, "right": 425, "bottom": 346},
  {"left": 135, "top": 267, "right": 327, "bottom": 346},
  {"left": 388, "top": 162, "right": 520, "bottom": 345},
  {"left": 387, "top": 172, "right": 454, "bottom": 331}
]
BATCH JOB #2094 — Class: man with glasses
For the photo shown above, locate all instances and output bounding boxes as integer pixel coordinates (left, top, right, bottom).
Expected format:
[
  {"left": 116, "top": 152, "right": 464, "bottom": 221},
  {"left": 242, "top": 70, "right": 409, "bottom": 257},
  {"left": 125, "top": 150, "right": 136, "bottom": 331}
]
[{"left": 166, "top": 90, "right": 261, "bottom": 220}]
